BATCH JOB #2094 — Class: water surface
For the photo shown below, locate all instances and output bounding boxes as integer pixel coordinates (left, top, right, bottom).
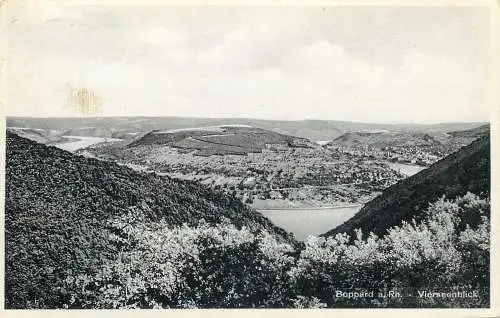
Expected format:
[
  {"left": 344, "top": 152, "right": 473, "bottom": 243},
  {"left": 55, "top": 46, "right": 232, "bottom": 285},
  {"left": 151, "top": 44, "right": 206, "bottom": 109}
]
[
  {"left": 259, "top": 205, "right": 362, "bottom": 240},
  {"left": 386, "top": 162, "right": 426, "bottom": 176},
  {"left": 54, "top": 136, "right": 122, "bottom": 152}
]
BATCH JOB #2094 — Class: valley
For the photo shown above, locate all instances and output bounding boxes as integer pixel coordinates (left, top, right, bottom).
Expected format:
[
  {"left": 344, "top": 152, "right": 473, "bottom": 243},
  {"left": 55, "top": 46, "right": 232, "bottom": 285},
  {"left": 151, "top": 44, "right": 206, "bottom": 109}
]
[
  {"left": 3, "top": 4, "right": 493, "bottom": 309},
  {"left": 4, "top": 117, "right": 491, "bottom": 308},
  {"left": 80, "top": 131, "right": 405, "bottom": 209},
  {"left": 6, "top": 117, "right": 489, "bottom": 239}
]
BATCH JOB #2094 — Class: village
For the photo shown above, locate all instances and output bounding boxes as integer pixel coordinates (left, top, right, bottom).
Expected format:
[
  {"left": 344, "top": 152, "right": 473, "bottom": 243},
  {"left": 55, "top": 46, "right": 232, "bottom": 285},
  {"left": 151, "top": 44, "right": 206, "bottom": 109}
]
[
  {"left": 88, "top": 143, "right": 410, "bottom": 207},
  {"left": 327, "top": 144, "right": 445, "bottom": 166}
]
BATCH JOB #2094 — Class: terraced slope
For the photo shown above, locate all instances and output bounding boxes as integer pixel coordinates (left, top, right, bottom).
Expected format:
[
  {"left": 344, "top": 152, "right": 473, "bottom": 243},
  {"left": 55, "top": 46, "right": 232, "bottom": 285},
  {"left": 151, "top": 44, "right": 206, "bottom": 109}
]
[{"left": 128, "top": 126, "right": 315, "bottom": 155}]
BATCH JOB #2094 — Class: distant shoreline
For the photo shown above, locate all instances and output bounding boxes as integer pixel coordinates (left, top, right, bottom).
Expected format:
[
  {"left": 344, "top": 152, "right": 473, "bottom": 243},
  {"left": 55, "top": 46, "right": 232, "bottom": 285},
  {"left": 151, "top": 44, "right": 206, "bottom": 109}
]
[{"left": 256, "top": 203, "right": 363, "bottom": 211}]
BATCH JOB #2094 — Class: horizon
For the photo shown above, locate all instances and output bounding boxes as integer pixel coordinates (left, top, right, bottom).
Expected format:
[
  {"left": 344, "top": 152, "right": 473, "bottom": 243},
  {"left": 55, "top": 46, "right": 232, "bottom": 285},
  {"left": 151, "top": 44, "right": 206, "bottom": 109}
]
[{"left": 5, "top": 114, "right": 490, "bottom": 126}]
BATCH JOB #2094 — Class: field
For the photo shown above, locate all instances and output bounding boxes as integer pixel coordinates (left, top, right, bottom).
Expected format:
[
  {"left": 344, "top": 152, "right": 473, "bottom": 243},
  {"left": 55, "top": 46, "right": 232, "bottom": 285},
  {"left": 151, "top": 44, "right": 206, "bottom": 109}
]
[{"left": 128, "top": 126, "right": 315, "bottom": 156}]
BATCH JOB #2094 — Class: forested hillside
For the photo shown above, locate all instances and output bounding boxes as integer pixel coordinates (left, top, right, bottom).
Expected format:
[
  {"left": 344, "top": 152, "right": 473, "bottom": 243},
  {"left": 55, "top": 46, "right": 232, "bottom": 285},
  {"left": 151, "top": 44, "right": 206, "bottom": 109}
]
[
  {"left": 323, "top": 135, "right": 490, "bottom": 238},
  {"left": 5, "top": 132, "right": 294, "bottom": 308}
]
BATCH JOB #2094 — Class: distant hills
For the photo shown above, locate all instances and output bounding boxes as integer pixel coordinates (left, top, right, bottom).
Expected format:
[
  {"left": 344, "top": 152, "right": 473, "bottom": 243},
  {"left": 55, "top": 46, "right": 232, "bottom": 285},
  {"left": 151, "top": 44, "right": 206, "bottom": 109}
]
[
  {"left": 327, "top": 131, "right": 442, "bottom": 148},
  {"left": 327, "top": 123, "right": 490, "bottom": 149},
  {"left": 6, "top": 127, "right": 68, "bottom": 144},
  {"left": 5, "top": 132, "right": 294, "bottom": 308},
  {"left": 128, "top": 125, "right": 316, "bottom": 155},
  {"left": 322, "top": 134, "right": 490, "bottom": 239},
  {"left": 444, "top": 124, "right": 491, "bottom": 146},
  {"left": 448, "top": 123, "right": 490, "bottom": 138},
  {"left": 325, "top": 124, "right": 490, "bottom": 166},
  {"left": 6, "top": 116, "right": 487, "bottom": 142}
]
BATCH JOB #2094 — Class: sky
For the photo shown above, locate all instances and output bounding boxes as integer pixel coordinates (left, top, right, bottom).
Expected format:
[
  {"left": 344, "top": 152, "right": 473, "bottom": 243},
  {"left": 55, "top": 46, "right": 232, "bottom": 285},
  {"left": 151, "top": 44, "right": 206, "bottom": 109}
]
[{"left": 3, "top": 1, "right": 491, "bottom": 123}]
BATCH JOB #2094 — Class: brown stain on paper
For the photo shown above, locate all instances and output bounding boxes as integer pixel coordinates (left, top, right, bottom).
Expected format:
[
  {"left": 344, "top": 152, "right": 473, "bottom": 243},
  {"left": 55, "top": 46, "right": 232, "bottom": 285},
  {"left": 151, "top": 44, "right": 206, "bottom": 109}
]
[{"left": 69, "top": 87, "right": 103, "bottom": 116}]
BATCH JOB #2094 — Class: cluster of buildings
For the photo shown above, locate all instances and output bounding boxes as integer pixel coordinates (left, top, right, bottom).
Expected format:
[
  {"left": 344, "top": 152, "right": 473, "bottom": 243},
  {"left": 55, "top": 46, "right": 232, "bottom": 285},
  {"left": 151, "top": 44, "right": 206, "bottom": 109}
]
[{"left": 329, "top": 145, "right": 442, "bottom": 166}]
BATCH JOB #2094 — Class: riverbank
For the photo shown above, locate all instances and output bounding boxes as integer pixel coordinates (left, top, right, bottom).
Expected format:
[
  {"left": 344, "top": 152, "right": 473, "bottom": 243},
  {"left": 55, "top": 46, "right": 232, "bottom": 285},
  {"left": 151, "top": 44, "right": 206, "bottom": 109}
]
[
  {"left": 255, "top": 203, "right": 363, "bottom": 211},
  {"left": 251, "top": 197, "right": 372, "bottom": 210}
]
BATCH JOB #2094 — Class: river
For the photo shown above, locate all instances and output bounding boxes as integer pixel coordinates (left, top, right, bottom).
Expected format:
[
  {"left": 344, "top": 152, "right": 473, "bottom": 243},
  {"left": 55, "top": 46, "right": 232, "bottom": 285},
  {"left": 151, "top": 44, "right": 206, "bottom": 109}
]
[
  {"left": 386, "top": 162, "right": 426, "bottom": 176},
  {"left": 53, "top": 135, "right": 122, "bottom": 152},
  {"left": 259, "top": 205, "right": 362, "bottom": 240},
  {"left": 259, "top": 163, "right": 426, "bottom": 240}
]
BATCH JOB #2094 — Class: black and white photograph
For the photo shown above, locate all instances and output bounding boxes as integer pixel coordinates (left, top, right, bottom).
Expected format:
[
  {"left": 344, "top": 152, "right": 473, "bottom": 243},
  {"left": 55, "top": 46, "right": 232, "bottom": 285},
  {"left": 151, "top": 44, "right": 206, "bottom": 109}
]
[{"left": 1, "top": 0, "right": 497, "bottom": 312}]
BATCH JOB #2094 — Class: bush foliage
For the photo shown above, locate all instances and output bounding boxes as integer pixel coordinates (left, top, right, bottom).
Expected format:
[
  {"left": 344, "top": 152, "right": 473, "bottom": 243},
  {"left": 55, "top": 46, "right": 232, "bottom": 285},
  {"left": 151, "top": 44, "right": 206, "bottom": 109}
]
[{"left": 57, "top": 193, "right": 489, "bottom": 308}]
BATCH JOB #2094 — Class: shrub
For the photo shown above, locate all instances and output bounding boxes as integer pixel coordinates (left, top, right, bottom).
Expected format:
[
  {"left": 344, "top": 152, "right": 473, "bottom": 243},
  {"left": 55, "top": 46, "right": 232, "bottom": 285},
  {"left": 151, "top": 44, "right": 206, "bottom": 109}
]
[
  {"left": 290, "top": 193, "right": 490, "bottom": 307},
  {"left": 67, "top": 216, "right": 296, "bottom": 308}
]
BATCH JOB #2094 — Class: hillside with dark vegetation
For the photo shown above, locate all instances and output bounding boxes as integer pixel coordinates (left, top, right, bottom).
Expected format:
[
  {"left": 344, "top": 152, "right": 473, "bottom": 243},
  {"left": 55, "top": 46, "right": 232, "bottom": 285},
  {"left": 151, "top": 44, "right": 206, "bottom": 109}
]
[
  {"left": 5, "top": 132, "right": 295, "bottom": 308},
  {"left": 322, "top": 135, "right": 490, "bottom": 239}
]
